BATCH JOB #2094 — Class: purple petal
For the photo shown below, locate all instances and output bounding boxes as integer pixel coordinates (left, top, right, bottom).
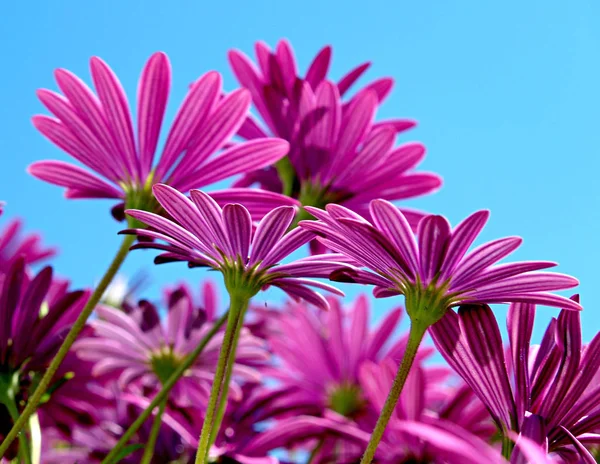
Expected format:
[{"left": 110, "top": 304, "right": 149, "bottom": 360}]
[
  {"left": 250, "top": 206, "right": 296, "bottom": 267},
  {"left": 34, "top": 92, "right": 122, "bottom": 182},
  {"left": 417, "top": 214, "right": 451, "bottom": 284},
  {"left": 154, "top": 71, "right": 221, "bottom": 182},
  {"left": 359, "top": 77, "right": 394, "bottom": 102},
  {"left": 507, "top": 302, "right": 535, "bottom": 426},
  {"left": 323, "top": 90, "right": 377, "bottom": 184},
  {"left": 228, "top": 49, "right": 275, "bottom": 133},
  {"left": 368, "top": 199, "right": 419, "bottom": 279},
  {"left": 260, "top": 227, "right": 314, "bottom": 268},
  {"left": 453, "top": 261, "right": 557, "bottom": 292},
  {"left": 222, "top": 204, "right": 252, "bottom": 261},
  {"left": 335, "top": 126, "right": 396, "bottom": 187},
  {"left": 90, "top": 56, "right": 139, "bottom": 179},
  {"left": 151, "top": 184, "right": 222, "bottom": 254},
  {"left": 451, "top": 237, "right": 523, "bottom": 289},
  {"left": 458, "top": 305, "right": 517, "bottom": 430},
  {"left": 509, "top": 415, "right": 551, "bottom": 464},
  {"left": 305, "top": 45, "right": 332, "bottom": 88},
  {"left": 170, "top": 88, "right": 251, "bottom": 182},
  {"left": 174, "top": 138, "right": 289, "bottom": 192},
  {"left": 467, "top": 272, "right": 579, "bottom": 298},
  {"left": 337, "top": 62, "right": 371, "bottom": 96},
  {"left": 51, "top": 69, "right": 124, "bottom": 180},
  {"left": 189, "top": 189, "right": 232, "bottom": 257},
  {"left": 558, "top": 427, "right": 595, "bottom": 464},
  {"left": 28, "top": 160, "right": 123, "bottom": 199},
  {"left": 540, "top": 308, "right": 581, "bottom": 424},
  {"left": 430, "top": 310, "right": 513, "bottom": 430},
  {"left": 440, "top": 210, "right": 489, "bottom": 281},
  {"left": 209, "top": 188, "right": 298, "bottom": 221},
  {"left": 137, "top": 52, "right": 171, "bottom": 179}
]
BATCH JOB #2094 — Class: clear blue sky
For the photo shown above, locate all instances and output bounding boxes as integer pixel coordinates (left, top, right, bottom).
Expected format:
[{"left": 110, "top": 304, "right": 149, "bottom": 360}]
[{"left": 1, "top": 0, "right": 598, "bottom": 344}]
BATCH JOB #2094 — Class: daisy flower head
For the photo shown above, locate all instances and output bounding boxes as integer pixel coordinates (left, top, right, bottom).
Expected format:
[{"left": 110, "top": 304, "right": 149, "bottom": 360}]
[
  {"left": 266, "top": 294, "right": 431, "bottom": 420},
  {"left": 29, "top": 52, "right": 293, "bottom": 224},
  {"left": 124, "top": 183, "right": 347, "bottom": 309},
  {"left": 300, "top": 200, "right": 581, "bottom": 329},
  {"left": 74, "top": 280, "right": 268, "bottom": 408},
  {"left": 0, "top": 258, "right": 88, "bottom": 460},
  {"left": 230, "top": 39, "right": 441, "bottom": 232},
  {"left": 430, "top": 298, "right": 600, "bottom": 462}
]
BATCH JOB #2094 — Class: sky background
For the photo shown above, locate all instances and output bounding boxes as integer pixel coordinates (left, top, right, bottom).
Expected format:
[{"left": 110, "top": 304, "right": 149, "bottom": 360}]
[{"left": 1, "top": 0, "right": 598, "bottom": 348}]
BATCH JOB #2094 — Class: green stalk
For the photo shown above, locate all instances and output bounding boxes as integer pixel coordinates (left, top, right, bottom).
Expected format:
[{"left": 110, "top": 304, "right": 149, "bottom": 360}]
[
  {"left": 101, "top": 311, "right": 228, "bottom": 464},
  {"left": 195, "top": 293, "right": 247, "bottom": 464},
  {"left": 140, "top": 397, "right": 167, "bottom": 464},
  {"left": 360, "top": 322, "right": 428, "bottom": 464},
  {"left": 0, "top": 234, "right": 135, "bottom": 459},
  {"left": 208, "top": 300, "right": 249, "bottom": 448}
]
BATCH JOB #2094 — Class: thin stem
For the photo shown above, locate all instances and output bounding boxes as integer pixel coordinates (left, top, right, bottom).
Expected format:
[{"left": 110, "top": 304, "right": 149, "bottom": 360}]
[
  {"left": 195, "top": 293, "right": 248, "bottom": 464},
  {"left": 101, "top": 311, "right": 228, "bottom": 464},
  {"left": 208, "top": 301, "right": 249, "bottom": 447},
  {"left": 140, "top": 397, "right": 167, "bottom": 464},
  {"left": 360, "top": 322, "right": 428, "bottom": 464},
  {"left": 0, "top": 234, "right": 135, "bottom": 459}
]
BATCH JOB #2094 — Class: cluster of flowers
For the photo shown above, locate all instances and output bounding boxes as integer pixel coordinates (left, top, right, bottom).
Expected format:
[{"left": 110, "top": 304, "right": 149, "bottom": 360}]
[{"left": 0, "top": 40, "right": 597, "bottom": 464}]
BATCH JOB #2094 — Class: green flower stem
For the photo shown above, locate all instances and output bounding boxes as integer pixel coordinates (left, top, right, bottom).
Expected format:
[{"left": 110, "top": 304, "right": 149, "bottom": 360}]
[
  {"left": 195, "top": 293, "right": 248, "bottom": 464},
  {"left": 208, "top": 300, "right": 249, "bottom": 448},
  {"left": 140, "top": 397, "right": 167, "bottom": 464},
  {"left": 0, "top": 234, "right": 135, "bottom": 460},
  {"left": 360, "top": 321, "right": 429, "bottom": 464},
  {"left": 101, "top": 310, "right": 228, "bottom": 464}
]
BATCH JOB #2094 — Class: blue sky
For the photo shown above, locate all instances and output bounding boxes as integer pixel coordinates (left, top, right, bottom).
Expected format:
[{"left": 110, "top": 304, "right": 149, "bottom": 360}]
[{"left": 1, "top": 0, "right": 598, "bottom": 344}]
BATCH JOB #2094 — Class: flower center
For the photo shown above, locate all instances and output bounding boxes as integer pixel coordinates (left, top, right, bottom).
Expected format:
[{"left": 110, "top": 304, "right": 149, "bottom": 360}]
[
  {"left": 327, "top": 383, "right": 365, "bottom": 418},
  {"left": 150, "top": 348, "right": 183, "bottom": 385}
]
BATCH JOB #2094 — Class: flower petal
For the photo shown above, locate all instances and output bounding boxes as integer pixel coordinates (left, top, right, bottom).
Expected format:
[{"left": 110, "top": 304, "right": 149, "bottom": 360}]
[
  {"left": 137, "top": 52, "right": 171, "bottom": 179},
  {"left": 174, "top": 138, "right": 289, "bottom": 192},
  {"left": 250, "top": 206, "right": 296, "bottom": 267},
  {"left": 28, "top": 160, "right": 123, "bottom": 199},
  {"left": 222, "top": 204, "right": 252, "bottom": 261}
]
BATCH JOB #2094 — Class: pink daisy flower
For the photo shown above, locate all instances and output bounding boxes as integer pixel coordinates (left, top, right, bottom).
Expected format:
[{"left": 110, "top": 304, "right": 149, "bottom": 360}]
[
  {"left": 74, "top": 280, "right": 268, "bottom": 408},
  {"left": 29, "top": 52, "right": 294, "bottom": 222},
  {"left": 123, "top": 183, "right": 347, "bottom": 310},
  {"left": 230, "top": 40, "right": 441, "bottom": 231}
]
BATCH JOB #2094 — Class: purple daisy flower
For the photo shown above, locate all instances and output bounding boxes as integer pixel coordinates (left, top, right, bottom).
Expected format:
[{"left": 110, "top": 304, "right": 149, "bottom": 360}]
[
  {"left": 265, "top": 294, "right": 433, "bottom": 420},
  {"left": 29, "top": 52, "right": 294, "bottom": 222},
  {"left": 300, "top": 200, "right": 579, "bottom": 462},
  {"left": 42, "top": 384, "right": 197, "bottom": 464},
  {"left": 74, "top": 280, "right": 269, "bottom": 408},
  {"left": 124, "top": 183, "right": 347, "bottom": 310},
  {"left": 229, "top": 40, "right": 440, "bottom": 231},
  {"left": 0, "top": 258, "right": 88, "bottom": 460},
  {"left": 0, "top": 218, "right": 55, "bottom": 272},
  {"left": 300, "top": 200, "right": 581, "bottom": 325},
  {"left": 430, "top": 299, "right": 600, "bottom": 462},
  {"left": 355, "top": 360, "right": 496, "bottom": 464},
  {"left": 210, "top": 383, "right": 371, "bottom": 464}
]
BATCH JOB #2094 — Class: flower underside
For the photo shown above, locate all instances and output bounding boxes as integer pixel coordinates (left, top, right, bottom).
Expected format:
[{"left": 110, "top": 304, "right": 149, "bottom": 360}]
[{"left": 150, "top": 348, "right": 183, "bottom": 385}]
